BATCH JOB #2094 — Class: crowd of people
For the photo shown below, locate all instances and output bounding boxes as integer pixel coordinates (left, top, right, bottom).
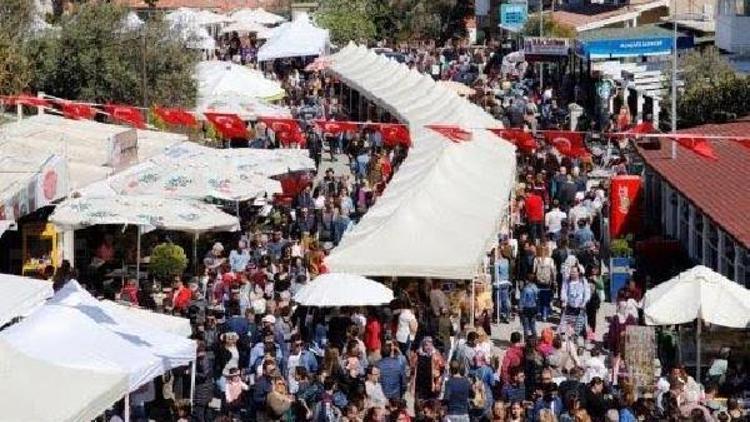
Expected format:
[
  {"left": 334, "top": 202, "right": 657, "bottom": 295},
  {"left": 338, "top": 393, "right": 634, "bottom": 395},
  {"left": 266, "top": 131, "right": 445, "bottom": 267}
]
[{"left": 41, "top": 37, "right": 749, "bottom": 422}]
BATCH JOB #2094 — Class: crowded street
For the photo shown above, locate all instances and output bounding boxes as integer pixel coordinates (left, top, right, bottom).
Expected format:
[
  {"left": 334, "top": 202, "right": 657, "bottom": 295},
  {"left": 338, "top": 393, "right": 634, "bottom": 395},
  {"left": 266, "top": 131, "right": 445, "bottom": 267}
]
[{"left": 1, "top": 1, "right": 750, "bottom": 422}]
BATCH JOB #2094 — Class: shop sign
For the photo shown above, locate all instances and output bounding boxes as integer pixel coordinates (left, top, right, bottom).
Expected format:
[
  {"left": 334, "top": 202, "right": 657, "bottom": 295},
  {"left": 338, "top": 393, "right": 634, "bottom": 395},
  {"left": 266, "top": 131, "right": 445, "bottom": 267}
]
[{"left": 523, "top": 37, "right": 571, "bottom": 56}]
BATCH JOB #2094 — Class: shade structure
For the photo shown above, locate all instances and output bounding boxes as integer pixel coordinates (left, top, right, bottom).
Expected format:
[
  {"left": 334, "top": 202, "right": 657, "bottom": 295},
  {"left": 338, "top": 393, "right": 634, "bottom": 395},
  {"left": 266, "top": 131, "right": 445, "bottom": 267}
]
[
  {"left": 49, "top": 281, "right": 197, "bottom": 370},
  {"left": 0, "top": 148, "right": 69, "bottom": 223},
  {"left": 230, "top": 7, "right": 286, "bottom": 25},
  {"left": 196, "top": 60, "right": 286, "bottom": 102},
  {"left": 644, "top": 265, "right": 750, "bottom": 328},
  {"left": 101, "top": 300, "right": 192, "bottom": 337},
  {"left": 0, "top": 273, "right": 53, "bottom": 327},
  {"left": 0, "top": 303, "right": 164, "bottom": 391},
  {"left": 0, "top": 340, "right": 129, "bottom": 422},
  {"left": 103, "top": 160, "right": 282, "bottom": 202},
  {"left": 221, "top": 20, "right": 273, "bottom": 38},
  {"left": 324, "top": 43, "right": 516, "bottom": 280},
  {"left": 121, "top": 11, "right": 144, "bottom": 31},
  {"left": 49, "top": 195, "right": 240, "bottom": 233},
  {"left": 197, "top": 93, "right": 291, "bottom": 120},
  {"left": 166, "top": 7, "right": 230, "bottom": 27},
  {"left": 293, "top": 273, "right": 394, "bottom": 307},
  {"left": 437, "top": 80, "right": 476, "bottom": 97},
  {"left": 257, "top": 13, "right": 330, "bottom": 62}
]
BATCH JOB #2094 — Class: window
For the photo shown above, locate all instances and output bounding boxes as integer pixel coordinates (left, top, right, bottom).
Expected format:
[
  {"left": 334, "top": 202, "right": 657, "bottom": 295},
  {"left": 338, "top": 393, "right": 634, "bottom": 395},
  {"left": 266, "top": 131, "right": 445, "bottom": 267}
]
[
  {"left": 692, "top": 212, "right": 704, "bottom": 261},
  {"left": 668, "top": 190, "right": 679, "bottom": 237},
  {"left": 706, "top": 223, "right": 719, "bottom": 270},
  {"left": 679, "top": 200, "right": 690, "bottom": 243},
  {"left": 741, "top": 248, "right": 750, "bottom": 288},
  {"left": 722, "top": 234, "right": 735, "bottom": 280}
]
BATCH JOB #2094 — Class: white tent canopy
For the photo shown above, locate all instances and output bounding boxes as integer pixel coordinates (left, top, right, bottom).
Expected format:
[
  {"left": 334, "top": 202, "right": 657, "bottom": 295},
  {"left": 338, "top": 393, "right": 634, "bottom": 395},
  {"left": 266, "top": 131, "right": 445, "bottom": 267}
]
[
  {"left": 49, "top": 195, "right": 240, "bottom": 233},
  {"left": 50, "top": 281, "right": 196, "bottom": 370},
  {"left": 294, "top": 273, "right": 394, "bottom": 307},
  {"left": 230, "top": 8, "right": 286, "bottom": 26},
  {"left": 221, "top": 20, "right": 273, "bottom": 38},
  {"left": 197, "top": 93, "right": 291, "bottom": 120},
  {"left": 122, "top": 11, "right": 144, "bottom": 32},
  {"left": 0, "top": 303, "right": 164, "bottom": 390},
  {"left": 324, "top": 44, "right": 515, "bottom": 280},
  {"left": 102, "top": 300, "right": 192, "bottom": 337},
  {"left": 0, "top": 273, "right": 53, "bottom": 327},
  {"left": 196, "top": 61, "right": 286, "bottom": 102},
  {"left": 0, "top": 340, "right": 128, "bottom": 422},
  {"left": 0, "top": 148, "right": 69, "bottom": 222},
  {"left": 257, "top": 13, "right": 330, "bottom": 62}
]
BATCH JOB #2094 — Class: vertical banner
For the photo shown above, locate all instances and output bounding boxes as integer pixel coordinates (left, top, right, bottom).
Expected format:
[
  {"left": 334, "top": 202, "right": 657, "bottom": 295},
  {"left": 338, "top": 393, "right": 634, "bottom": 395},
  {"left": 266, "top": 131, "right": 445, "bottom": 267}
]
[
  {"left": 609, "top": 175, "right": 642, "bottom": 239},
  {"left": 107, "top": 129, "right": 139, "bottom": 172}
]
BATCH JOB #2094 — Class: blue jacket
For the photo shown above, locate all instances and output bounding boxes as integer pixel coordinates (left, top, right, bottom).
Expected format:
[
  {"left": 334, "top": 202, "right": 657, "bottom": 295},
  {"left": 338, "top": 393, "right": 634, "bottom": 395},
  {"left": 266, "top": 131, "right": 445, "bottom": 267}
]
[
  {"left": 377, "top": 357, "right": 406, "bottom": 399},
  {"left": 531, "top": 396, "right": 563, "bottom": 421}
]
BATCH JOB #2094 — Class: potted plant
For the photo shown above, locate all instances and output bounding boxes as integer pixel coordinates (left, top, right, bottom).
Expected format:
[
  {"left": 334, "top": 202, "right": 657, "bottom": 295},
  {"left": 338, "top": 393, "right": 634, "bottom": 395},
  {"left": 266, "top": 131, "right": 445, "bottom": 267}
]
[
  {"left": 609, "top": 236, "right": 634, "bottom": 301},
  {"left": 149, "top": 242, "right": 188, "bottom": 284}
]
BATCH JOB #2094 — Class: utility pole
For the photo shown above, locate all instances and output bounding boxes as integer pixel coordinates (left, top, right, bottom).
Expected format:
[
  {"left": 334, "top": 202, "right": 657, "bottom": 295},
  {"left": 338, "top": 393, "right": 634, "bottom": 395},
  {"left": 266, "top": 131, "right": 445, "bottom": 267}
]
[
  {"left": 671, "top": 0, "right": 678, "bottom": 158},
  {"left": 142, "top": 27, "right": 148, "bottom": 108},
  {"left": 539, "top": 2, "right": 544, "bottom": 92}
]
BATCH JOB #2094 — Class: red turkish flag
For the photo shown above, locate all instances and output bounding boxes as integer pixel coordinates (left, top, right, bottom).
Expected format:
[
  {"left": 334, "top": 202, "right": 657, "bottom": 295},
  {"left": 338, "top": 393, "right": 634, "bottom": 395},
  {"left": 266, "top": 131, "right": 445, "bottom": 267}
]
[
  {"left": 675, "top": 136, "right": 718, "bottom": 160},
  {"left": 105, "top": 105, "right": 146, "bottom": 129},
  {"left": 314, "top": 119, "right": 359, "bottom": 135},
  {"left": 154, "top": 107, "right": 197, "bottom": 127},
  {"left": 61, "top": 102, "right": 96, "bottom": 120},
  {"left": 260, "top": 117, "right": 305, "bottom": 146},
  {"left": 543, "top": 130, "right": 587, "bottom": 157},
  {"left": 488, "top": 128, "right": 537, "bottom": 152},
  {"left": 735, "top": 138, "right": 750, "bottom": 150},
  {"left": 377, "top": 123, "right": 411, "bottom": 147},
  {"left": 205, "top": 113, "right": 248, "bottom": 139},
  {"left": 425, "top": 125, "right": 472, "bottom": 143}
]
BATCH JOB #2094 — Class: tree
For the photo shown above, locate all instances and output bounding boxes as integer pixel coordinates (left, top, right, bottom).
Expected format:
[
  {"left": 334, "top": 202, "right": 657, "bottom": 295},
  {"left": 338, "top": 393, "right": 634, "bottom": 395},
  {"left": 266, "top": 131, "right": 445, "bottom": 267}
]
[
  {"left": 24, "top": 3, "right": 197, "bottom": 107},
  {"left": 662, "top": 47, "right": 750, "bottom": 128},
  {"left": 315, "top": 0, "right": 377, "bottom": 45},
  {"left": 522, "top": 15, "right": 576, "bottom": 38},
  {"left": 0, "top": 0, "right": 34, "bottom": 96}
]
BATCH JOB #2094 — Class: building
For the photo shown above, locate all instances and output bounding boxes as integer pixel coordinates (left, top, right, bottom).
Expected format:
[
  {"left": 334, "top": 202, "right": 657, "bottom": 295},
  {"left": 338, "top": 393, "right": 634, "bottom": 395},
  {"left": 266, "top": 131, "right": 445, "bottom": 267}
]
[
  {"left": 716, "top": 0, "right": 750, "bottom": 54},
  {"left": 114, "top": 0, "right": 288, "bottom": 12},
  {"left": 637, "top": 117, "right": 750, "bottom": 286}
]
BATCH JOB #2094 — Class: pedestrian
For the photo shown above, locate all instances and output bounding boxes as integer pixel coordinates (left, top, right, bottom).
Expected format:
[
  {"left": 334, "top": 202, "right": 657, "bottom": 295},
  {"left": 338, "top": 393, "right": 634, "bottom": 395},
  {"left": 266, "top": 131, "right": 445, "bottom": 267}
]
[
  {"left": 444, "top": 361, "right": 473, "bottom": 422},
  {"left": 533, "top": 245, "right": 557, "bottom": 322},
  {"left": 560, "top": 265, "right": 590, "bottom": 338},
  {"left": 520, "top": 276, "right": 540, "bottom": 338}
]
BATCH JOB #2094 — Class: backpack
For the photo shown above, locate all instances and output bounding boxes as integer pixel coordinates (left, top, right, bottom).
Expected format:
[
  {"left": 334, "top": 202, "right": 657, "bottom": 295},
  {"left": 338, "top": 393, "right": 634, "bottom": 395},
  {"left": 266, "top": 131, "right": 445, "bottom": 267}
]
[
  {"left": 520, "top": 286, "right": 537, "bottom": 309},
  {"left": 534, "top": 257, "right": 554, "bottom": 286}
]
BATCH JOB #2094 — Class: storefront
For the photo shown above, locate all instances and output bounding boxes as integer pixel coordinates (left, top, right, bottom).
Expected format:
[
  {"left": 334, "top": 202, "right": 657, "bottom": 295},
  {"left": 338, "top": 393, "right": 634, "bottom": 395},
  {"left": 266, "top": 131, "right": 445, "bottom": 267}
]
[{"left": 523, "top": 36, "right": 572, "bottom": 86}]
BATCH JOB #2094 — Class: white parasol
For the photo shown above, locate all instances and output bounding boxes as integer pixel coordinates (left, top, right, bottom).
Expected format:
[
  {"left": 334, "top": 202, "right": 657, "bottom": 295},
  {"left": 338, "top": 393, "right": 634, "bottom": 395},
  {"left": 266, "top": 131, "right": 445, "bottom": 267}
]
[{"left": 293, "top": 273, "right": 394, "bottom": 307}]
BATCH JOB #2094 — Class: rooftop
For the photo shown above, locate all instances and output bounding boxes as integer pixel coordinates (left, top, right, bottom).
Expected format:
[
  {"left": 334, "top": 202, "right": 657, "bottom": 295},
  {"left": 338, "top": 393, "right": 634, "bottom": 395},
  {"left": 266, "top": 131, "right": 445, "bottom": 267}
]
[
  {"left": 636, "top": 117, "right": 750, "bottom": 248},
  {"left": 552, "top": 0, "right": 667, "bottom": 32},
  {"left": 114, "top": 0, "right": 285, "bottom": 11}
]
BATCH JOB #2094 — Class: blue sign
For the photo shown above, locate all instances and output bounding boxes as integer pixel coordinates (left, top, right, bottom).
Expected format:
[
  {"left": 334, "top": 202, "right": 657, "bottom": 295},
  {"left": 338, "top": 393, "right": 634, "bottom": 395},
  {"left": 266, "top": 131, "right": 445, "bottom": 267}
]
[
  {"left": 500, "top": 3, "right": 528, "bottom": 32},
  {"left": 609, "top": 257, "right": 632, "bottom": 301},
  {"left": 577, "top": 37, "right": 673, "bottom": 59}
]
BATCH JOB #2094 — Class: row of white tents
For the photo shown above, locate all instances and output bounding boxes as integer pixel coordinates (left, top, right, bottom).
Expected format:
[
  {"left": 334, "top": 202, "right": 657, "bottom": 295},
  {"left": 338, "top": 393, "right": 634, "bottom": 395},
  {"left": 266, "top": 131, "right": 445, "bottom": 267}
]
[{"left": 0, "top": 275, "right": 193, "bottom": 421}]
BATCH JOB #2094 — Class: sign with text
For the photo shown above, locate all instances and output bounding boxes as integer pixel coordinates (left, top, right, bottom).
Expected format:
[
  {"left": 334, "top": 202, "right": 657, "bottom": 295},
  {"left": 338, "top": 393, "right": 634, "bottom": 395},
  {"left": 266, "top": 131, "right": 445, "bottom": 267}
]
[
  {"left": 524, "top": 37, "right": 571, "bottom": 56},
  {"left": 500, "top": 3, "right": 528, "bottom": 32}
]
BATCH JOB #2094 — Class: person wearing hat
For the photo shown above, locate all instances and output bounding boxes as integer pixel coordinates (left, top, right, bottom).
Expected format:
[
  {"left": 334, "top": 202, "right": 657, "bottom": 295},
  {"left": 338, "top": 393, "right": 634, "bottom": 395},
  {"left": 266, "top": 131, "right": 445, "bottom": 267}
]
[
  {"left": 203, "top": 242, "right": 225, "bottom": 272},
  {"left": 214, "top": 332, "right": 246, "bottom": 390},
  {"left": 223, "top": 366, "right": 249, "bottom": 415}
]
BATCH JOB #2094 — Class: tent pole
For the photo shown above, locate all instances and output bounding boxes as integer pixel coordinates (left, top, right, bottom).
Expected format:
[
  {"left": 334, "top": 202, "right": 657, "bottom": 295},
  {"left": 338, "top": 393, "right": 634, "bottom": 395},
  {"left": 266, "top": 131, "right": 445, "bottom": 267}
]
[
  {"left": 236, "top": 201, "right": 240, "bottom": 218},
  {"left": 136, "top": 226, "right": 141, "bottom": 285},
  {"left": 190, "top": 360, "right": 196, "bottom": 408},
  {"left": 470, "top": 277, "right": 476, "bottom": 327},
  {"left": 124, "top": 393, "right": 130, "bottom": 422},
  {"left": 696, "top": 319, "right": 701, "bottom": 383},
  {"left": 193, "top": 233, "right": 199, "bottom": 275}
]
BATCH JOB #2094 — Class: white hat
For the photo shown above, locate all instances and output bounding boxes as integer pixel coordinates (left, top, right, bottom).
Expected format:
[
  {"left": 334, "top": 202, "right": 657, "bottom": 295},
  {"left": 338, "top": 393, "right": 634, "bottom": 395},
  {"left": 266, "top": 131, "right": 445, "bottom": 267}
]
[{"left": 262, "top": 314, "right": 276, "bottom": 324}]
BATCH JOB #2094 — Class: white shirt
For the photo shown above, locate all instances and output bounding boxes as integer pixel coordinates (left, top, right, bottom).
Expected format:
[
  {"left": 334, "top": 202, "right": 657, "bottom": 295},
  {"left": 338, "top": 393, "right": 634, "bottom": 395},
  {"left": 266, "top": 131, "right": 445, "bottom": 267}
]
[
  {"left": 545, "top": 208, "right": 567, "bottom": 234},
  {"left": 396, "top": 309, "right": 417, "bottom": 343},
  {"left": 568, "top": 204, "right": 590, "bottom": 228},
  {"left": 365, "top": 380, "right": 388, "bottom": 408}
]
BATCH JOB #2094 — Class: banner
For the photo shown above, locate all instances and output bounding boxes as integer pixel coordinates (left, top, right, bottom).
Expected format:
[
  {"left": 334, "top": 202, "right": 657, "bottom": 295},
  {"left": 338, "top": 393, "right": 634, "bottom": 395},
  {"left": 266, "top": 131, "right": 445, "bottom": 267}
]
[
  {"left": 523, "top": 37, "right": 571, "bottom": 57},
  {"left": 609, "top": 175, "right": 642, "bottom": 239},
  {"left": 577, "top": 37, "right": 673, "bottom": 59},
  {"left": 426, "top": 125, "right": 472, "bottom": 143}
]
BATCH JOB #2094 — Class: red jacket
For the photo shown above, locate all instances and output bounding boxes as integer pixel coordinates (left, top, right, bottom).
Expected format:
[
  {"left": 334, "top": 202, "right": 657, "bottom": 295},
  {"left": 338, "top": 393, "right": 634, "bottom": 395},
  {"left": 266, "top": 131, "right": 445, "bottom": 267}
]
[
  {"left": 524, "top": 193, "right": 544, "bottom": 223},
  {"left": 364, "top": 317, "right": 382, "bottom": 352},
  {"left": 173, "top": 286, "right": 192, "bottom": 311},
  {"left": 501, "top": 344, "right": 524, "bottom": 384}
]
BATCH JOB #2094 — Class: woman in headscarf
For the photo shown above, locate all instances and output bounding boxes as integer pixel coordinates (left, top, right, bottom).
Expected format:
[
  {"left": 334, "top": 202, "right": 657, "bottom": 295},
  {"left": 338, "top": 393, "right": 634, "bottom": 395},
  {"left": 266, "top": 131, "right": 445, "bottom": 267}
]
[
  {"left": 414, "top": 337, "right": 444, "bottom": 401},
  {"left": 607, "top": 298, "right": 638, "bottom": 384}
]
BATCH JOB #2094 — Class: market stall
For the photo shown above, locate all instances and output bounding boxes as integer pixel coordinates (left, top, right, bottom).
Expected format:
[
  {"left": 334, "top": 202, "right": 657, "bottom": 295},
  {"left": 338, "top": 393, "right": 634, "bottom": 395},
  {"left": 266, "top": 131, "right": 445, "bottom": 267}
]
[
  {"left": 230, "top": 7, "right": 286, "bottom": 26},
  {"left": 256, "top": 13, "right": 330, "bottom": 62},
  {"left": 196, "top": 61, "right": 286, "bottom": 104},
  {"left": 0, "top": 273, "right": 53, "bottom": 327}
]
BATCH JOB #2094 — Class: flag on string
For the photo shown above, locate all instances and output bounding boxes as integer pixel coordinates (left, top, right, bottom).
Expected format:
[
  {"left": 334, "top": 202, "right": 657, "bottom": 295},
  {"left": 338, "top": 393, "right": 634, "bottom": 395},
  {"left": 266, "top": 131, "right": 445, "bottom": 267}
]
[
  {"left": 259, "top": 117, "right": 305, "bottom": 146},
  {"left": 4, "top": 95, "right": 50, "bottom": 107},
  {"left": 630, "top": 121, "right": 654, "bottom": 134},
  {"left": 105, "top": 105, "right": 146, "bottom": 129},
  {"left": 314, "top": 119, "right": 359, "bottom": 135},
  {"left": 61, "top": 102, "right": 96, "bottom": 120},
  {"left": 675, "top": 136, "right": 718, "bottom": 160},
  {"left": 154, "top": 107, "right": 197, "bottom": 127},
  {"left": 735, "top": 138, "right": 750, "bottom": 150},
  {"left": 488, "top": 128, "right": 537, "bottom": 152},
  {"left": 205, "top": 113, "right": 248, "bottom": 139},
  {"left": 425, "top": 125, "right": 472, "bottom": 143},
  {"left": 377, "top": 123, "right": 411, "bottom": 147},
  {"left": 543, "top": 130, "right": 587, "bottom": 157}
]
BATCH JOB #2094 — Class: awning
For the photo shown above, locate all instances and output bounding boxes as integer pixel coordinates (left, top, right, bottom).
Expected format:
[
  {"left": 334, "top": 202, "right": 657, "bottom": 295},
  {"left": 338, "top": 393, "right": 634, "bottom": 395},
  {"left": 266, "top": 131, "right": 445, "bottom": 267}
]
[
  {"left": 101, "top": 300, "right": 192, "bottom": 337},
  {"left": 324, "top": 44, "right": 516, "bottom": 279},
  {"left": 0, "top": 273, "right": 53, "bottom": 327}
]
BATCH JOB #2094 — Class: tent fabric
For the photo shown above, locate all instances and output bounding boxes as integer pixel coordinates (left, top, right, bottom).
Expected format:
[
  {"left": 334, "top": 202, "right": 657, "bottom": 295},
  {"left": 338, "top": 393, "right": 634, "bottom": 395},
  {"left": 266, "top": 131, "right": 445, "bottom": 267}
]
[
  {"left": 101, "top": 300, "right": 192, "bottom": 337},
  {"left": 0, "top": 148, "right": 70, "bottom": 222},
  {"left": 230, "top": 8, "right": 286, "bottom": 25},
  {"left": 196, "top": 61, "right": 286, "bottom": 102},
  {"left": 50, "top": 281, "right": 197, "bottom": 370},
  {"left": 197, "top": 93, "right": 291, "bottom": 120},
  {"left": 49, "top": 195, "right": 240, "bottom": 233},
  {"left": 257, "top": 13, "right": 330, "bottom": 62},
  {"left": 0, "top": 303, "right": 164, "bottom": 390},
  {"left": 0, "top": 220, "right": 17, "bottom": 238},
  {"left": 0, "top": 273, "right": 53, "bottom": 327},
  {"left": 644, "top": 265, "right": 750, "bottom": 328},
  {"left": 0, "top": 340, "right": 128, "bottom": 422},
  {"left": 324, "top": 44, "right": 516, "bottom": 280},
  {"left": 293, "top": 273, "right": 394, "bottom": 307}
]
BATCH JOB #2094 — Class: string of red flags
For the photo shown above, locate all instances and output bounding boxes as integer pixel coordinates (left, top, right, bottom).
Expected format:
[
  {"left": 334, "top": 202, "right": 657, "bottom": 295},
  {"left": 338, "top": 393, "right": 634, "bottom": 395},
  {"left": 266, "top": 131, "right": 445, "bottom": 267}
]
[
  {"left": 204, "top": 113, "right": 248, "bottom": 139},
  {"left": 676, "top": 137, "right": 718, "bottom": 160},
  {"left": 154, "top": 106, "right": 198, "bottom": 128},
  {"left": 313, "top": 119, "right": 359, "bottom": 135},
  {"left": 61, "top": 102, "right": 96, "bottom": 121},
  {"left": 487, "top": 128, "right": 536, "bottom": 152},
  {"left": 542, "top": 130, "right": 587, "bottom": 158},
  {"left": 425, "top": 125, "right": 472, "bottom": 143},
  {"left": 104, "top": 105, "right": 146, "bottom": 129},
  {"left": 258, "top": 117, "right": 306, "bottom": 146},
  {"left": 376, "top": 123, "right": 411, "bottom": 147}
]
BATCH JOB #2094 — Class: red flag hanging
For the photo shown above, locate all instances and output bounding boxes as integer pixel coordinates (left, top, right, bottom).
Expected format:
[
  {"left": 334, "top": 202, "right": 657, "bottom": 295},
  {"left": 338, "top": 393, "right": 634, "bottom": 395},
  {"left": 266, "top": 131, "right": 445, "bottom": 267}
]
[
  {"left": 630, "top": 121, "right": 654, "bottom": 134},
  {"left": 259, "top": 117, "right": 306, "bottom": 146},
  {"left": 543, "top": 130, "right": 587, "bottom": 157},
  {"left": 425, "top": 125, "right": 472, "bottom": 143},
  {"left": 4, "top": 95, "right": 50, "bottom": 107},
  {"left": 154, "top": 107, "right": 197, "bottom": 127},
  {"left": 488, "top": 128, "right": 537, "bottom": 152},
  {"left": 205, "top": 113, "right": 248, "bottom": 139},
  {"left": 675, "top": 137, "right": 718, "bottom": 160},
  {"left": 314, "top": 119, "right": 359, "bottom": 135},
  {"left": 105, "top": 105, "right": 146, "bottom": 129},
  {"left": 377, "top": 123, "right": 411, "bottom": 148},
  {"left": 735, "top": 138, "right": 750, "bottom": 150},
  {"left": 61, "top": 102, "right": 96, "bottom": 120}
]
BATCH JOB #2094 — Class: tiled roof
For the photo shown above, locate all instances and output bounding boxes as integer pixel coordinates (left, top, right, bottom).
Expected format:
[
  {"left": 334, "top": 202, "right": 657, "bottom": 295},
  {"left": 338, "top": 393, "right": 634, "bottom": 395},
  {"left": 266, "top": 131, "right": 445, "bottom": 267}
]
[
  {"left": 636, "top": 117, "right": 750, "bottom": 248},
  {"left": 114, "top": 0, "right": 285, "bottom": 11}
]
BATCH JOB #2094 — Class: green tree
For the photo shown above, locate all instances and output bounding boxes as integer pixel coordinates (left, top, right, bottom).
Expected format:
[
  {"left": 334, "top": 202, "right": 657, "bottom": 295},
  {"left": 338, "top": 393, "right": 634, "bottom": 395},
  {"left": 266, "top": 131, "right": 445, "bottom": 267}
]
[
  {"left": 25, "top": 3, "right": 197, "bottom": 107},
  {"left": 150, "top": 242, "right": 188, "bottom": 280},
  {"left": 522, "top": 15, "right": 576, "bottom": 38},
  {"left": 662, "top": 47, "right": 750, "bottom": 128},
  {"left": 315, "top": 0, "right": 377, "bottom": 45},
  {"left": 0, "top": 0, "right": 34, "bottom": 95}
]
